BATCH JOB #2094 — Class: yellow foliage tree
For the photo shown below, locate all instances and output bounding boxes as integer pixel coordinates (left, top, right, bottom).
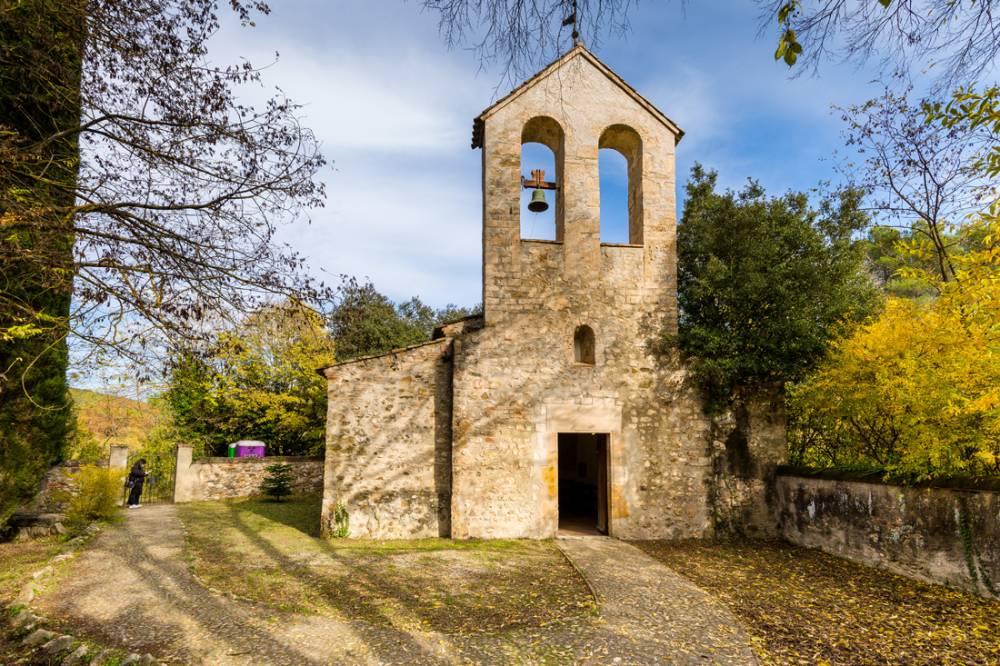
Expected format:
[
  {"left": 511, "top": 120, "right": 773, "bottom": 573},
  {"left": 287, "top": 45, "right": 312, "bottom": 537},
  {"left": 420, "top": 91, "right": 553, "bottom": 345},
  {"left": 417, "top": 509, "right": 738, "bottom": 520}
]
[
  {"left": 164, "top": 300, "right": 336, "bottom": 456},
  {"left": 790, "top": 204, "right": 1000, "bottom": 480}
]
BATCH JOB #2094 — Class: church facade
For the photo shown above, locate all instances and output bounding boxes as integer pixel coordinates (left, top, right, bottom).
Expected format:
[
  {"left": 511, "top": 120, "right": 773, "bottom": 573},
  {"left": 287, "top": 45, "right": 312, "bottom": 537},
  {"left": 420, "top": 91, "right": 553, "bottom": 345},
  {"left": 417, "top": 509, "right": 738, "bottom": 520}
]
[{"left": 320, "top": 46, "right": 785, "bottom": 540}]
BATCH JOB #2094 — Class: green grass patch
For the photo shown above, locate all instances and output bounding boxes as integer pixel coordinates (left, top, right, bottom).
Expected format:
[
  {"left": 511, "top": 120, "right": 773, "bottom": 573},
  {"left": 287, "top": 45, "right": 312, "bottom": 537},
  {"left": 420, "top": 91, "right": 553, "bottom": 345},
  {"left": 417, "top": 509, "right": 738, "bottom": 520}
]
[
  {"left": 637, "top": 539, "right": 1000, "bottom": 665},
  {"left": 177, "top": 495, "right": 595, "bottom": 634},
  {"left": 0, "top": 537, "right": 62, "bottom": 605}
]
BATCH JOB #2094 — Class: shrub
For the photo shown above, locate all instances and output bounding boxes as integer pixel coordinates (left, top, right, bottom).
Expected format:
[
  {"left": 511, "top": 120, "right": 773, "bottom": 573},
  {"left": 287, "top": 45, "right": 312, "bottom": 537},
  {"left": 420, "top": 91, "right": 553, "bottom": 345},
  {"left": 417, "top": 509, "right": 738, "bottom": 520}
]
[
  {"left": 65, "top": 465, "right": 125, "bottom": 530},
  {"left": 260, "top": 463, "right": 293, "bottom": 502},
  {"left": 331, "top": 502, "right": 349, "bottom": 538}
]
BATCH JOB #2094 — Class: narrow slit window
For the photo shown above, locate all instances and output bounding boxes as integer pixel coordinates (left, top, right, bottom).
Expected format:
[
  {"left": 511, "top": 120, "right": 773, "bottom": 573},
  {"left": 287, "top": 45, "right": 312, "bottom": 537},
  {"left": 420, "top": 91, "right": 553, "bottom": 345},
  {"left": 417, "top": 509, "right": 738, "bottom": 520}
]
[{"left": 574, "top": 325, "right": 596, "bottom": 365}]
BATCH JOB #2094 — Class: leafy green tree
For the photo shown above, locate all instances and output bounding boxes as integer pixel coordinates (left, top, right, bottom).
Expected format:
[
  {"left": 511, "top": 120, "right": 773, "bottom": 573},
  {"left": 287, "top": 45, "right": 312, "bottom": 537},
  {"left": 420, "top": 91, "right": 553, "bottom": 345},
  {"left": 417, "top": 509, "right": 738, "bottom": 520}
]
[
  {"left": 329, "top": 281, "right": 427, "bottom": 361},
  {"left": 261, "top": 463, "right": 294, "bottom": 502},
  {"left": 862, "top": 227, "right": 934, "bottom": 299},
  {"left": 329, "top": 278, "right": 480, "bottom": 360},
  {"left": 164, "top": 301, "right": 336, "bottom": 456},
  {"left": 673, "top": 165, "right": 878, "bottom": 410}
]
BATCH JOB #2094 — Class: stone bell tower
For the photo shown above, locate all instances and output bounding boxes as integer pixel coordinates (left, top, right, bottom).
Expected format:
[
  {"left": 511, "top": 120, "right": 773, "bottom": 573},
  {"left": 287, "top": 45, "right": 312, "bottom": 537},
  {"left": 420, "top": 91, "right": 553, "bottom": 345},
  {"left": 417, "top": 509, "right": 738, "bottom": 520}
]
[
  {"left": 447, "top": 45, "right": 699, "bottom": 540},
  {"left": 471, "top": 43, "right": 683, "bottom": 330}
]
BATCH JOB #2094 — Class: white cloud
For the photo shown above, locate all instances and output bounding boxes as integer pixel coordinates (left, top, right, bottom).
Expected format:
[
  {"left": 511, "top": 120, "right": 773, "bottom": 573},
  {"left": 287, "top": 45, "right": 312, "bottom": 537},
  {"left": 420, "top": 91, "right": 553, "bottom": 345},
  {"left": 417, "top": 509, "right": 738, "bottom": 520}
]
[{"left": 207, "top": 1, "right": 492, "bottom": 307}]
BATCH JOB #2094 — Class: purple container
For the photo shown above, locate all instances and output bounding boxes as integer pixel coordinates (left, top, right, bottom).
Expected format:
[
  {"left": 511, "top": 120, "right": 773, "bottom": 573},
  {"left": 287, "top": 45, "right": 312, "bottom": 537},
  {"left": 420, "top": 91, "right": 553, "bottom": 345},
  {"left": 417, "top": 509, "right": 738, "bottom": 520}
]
[{"left": 231, "top": 440, "right": 265, "bottom": 458}]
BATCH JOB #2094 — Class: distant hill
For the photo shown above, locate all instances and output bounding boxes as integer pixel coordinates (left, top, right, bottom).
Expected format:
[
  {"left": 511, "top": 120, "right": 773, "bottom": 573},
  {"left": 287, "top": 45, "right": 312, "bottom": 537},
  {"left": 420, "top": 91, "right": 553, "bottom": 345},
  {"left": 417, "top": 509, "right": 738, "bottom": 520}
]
[{"left": 70, "top": 388, "right": 162, "bottom": 449}]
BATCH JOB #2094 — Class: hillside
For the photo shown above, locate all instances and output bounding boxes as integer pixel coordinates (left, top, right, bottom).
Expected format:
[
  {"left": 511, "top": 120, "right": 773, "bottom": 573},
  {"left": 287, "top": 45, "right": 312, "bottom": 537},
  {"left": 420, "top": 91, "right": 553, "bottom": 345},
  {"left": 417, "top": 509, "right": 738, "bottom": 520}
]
[{"left": 70, "top": 388, "right": 162, "bottom": 450}]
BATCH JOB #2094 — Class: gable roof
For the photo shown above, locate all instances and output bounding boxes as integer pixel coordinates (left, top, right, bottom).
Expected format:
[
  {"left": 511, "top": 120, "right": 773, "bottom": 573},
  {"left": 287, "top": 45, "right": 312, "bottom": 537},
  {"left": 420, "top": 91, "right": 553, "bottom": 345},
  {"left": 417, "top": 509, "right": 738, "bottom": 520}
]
[{"left": 471, "top": 44, "right": 684, "bottom": 148}]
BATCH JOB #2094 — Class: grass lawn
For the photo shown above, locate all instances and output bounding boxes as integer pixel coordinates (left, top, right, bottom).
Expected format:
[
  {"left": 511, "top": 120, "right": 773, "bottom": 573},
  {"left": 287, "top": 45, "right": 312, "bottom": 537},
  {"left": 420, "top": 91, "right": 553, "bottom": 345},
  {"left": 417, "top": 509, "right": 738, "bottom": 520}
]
[
  {"left": 0, "top": 537, "right": 62, "bottom": 606},
  {"left": 177, "top": 495, "right": 595, "bottom": 634},
  {"left": 636, "top": 539, "right": 1000, "bottom": 666}
]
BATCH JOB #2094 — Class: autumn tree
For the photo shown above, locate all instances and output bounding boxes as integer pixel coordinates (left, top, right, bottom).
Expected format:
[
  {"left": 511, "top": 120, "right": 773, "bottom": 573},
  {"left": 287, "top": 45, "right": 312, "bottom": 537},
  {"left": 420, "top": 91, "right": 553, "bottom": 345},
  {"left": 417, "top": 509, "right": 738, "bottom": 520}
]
[
  {"left": 839, "top": 89, "right": 995, "bottom": 285},
  {"left": 672, "top": 165, "right": 878, "bottom": 410},
  {"left": 790, "top": 85, "right": 1000, "bottom": 481},
  {"left": 421, "top": 1, "right": 998, "bottom": 87},
  {"left": 0, "top": 0, "right": 326, "bottom": 521},
  {"left": 164, "top": 302, "right": 336, "bottom": 457},
  {"left": 789, "top": 204, "right": 1000, "bottom": 480},
  {"left": 420, "top": 0, "right": 635, "bottom": 83}
]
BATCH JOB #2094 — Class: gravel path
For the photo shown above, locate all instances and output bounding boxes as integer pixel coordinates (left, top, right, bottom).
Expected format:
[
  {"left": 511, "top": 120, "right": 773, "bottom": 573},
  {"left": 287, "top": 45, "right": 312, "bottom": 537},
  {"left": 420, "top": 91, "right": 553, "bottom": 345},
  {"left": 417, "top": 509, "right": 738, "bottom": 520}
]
[{"left": 36, "top": 505, "right": 756, "bottom": 664}]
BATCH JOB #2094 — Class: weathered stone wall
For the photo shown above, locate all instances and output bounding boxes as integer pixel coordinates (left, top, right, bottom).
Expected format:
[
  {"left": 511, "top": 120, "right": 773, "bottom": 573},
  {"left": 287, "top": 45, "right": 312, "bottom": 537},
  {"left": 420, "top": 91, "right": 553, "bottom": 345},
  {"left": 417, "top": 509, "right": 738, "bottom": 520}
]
[
  {"left": 19, "top": 447, "right": 131, "bottom": 516},
  {"left": 321, "top": 339, "right": 452, "bottom": 538},
  {"left": 706, "top": 396, "right": 787, "bottom": 537},
  {"left": 19, "top": 462, "right": 99, "bottom": 515},
  {"left": 776, "top": 475, "right": 1000, "bottom": 599},
  {"left": 8, "top": 450, "right": 131, "bottom": 539},
  {"left": 173, "top": 446, "right": 323, "bottom": 503}
]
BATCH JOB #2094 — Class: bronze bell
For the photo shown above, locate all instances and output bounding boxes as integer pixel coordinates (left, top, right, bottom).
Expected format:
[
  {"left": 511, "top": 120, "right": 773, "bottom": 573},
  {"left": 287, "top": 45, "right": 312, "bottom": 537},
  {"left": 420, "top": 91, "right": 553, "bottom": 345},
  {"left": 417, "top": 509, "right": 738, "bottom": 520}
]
[{"left": 528, "top": 188, "right": 549, "bottom": 213}]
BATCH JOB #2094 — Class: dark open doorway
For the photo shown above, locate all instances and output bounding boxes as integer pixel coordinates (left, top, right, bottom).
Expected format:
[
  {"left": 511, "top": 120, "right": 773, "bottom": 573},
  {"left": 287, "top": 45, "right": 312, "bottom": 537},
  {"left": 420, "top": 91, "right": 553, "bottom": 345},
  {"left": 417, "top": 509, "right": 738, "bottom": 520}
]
[{"left": 557, "top": 433, "right": 609, "bottom": 535}]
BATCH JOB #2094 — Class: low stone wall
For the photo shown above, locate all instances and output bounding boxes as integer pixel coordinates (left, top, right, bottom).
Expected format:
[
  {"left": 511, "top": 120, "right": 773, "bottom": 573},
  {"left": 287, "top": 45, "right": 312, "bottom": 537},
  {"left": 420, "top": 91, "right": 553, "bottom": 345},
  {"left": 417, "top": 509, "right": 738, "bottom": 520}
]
[
  {"left": 776, "top": 475, "right": 999, "bottom": 599},
  {"left": 8, "top": 447, "right": 130, "bottom": 540},
  {"left": 173, "top": 446, "right": 324, "bottom": 502}
]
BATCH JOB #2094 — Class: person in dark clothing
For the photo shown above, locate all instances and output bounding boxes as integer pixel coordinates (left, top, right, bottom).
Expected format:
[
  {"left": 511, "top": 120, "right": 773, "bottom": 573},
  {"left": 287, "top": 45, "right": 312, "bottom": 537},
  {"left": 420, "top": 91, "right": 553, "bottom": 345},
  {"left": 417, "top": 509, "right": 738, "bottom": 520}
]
[{"left": 126, "top": 458, "right": 147, "bottom": 508}]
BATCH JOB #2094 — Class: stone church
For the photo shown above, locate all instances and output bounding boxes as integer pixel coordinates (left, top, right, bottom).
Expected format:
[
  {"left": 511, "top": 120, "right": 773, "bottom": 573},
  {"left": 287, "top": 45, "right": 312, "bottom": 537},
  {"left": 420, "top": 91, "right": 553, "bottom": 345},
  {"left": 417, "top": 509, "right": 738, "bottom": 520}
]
[{"left": 320, "top": 45, "right": 785, "bottom": 540}]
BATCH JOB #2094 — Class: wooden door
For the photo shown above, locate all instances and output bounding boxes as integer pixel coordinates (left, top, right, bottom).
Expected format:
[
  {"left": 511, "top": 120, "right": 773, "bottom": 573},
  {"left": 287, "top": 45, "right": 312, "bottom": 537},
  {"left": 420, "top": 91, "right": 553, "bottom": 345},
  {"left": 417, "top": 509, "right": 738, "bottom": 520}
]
[{"left": 596, "top": 436, "right": 608, "bottom": 534}]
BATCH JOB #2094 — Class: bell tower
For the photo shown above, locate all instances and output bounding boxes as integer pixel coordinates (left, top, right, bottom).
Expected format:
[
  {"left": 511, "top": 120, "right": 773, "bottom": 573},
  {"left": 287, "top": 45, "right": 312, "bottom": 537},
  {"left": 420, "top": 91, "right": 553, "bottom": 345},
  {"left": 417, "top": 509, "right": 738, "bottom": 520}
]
[{"left": 472, "top": 44, "right": 682, "bottom": 332}]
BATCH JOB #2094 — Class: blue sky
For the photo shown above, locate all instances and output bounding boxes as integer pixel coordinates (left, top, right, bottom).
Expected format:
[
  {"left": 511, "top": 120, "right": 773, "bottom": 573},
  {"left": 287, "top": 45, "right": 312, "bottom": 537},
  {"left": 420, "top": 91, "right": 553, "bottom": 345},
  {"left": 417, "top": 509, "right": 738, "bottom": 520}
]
[{"left": 210, "top": 0, "right": 892, "bottom": 309}]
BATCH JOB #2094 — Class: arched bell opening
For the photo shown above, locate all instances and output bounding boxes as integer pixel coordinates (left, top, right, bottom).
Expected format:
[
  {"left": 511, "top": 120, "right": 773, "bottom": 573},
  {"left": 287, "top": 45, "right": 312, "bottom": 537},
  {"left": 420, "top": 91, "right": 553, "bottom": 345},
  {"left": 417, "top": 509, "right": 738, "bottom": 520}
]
[
  {"left": 521, "top": 116, "right": 565, "bottom": 241},
  {"left": 598, "top": 124, "right": 643, "bottom": 245}
]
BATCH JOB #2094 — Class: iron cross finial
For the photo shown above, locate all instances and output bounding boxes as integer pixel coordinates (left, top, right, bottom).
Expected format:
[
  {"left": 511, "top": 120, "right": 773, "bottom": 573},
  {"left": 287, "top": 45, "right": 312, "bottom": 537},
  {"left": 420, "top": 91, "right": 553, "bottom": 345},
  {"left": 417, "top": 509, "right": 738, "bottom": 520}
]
[{"left": 562, "top": 0, "right": 580, "bottom": 45}]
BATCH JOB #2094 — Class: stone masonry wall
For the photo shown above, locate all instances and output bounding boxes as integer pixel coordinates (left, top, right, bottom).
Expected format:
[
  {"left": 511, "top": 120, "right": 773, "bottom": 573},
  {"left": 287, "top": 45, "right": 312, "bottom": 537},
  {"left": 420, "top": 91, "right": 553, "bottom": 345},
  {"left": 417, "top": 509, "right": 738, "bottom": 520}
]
[
  {"left": 776, "top": 475, "right": 1000, "bottom": 599},
  {"left": 20, "top": 462, "right": 101, "bottom": 514},
  {"left": 173, "top": 447, "right": 323, "bottom": 503},
  {"left": 20, "top": 446, "right": 128, "bottom": 514},
  {"left": 321, "top": 339, "right": 452, "bottom": 538},
  {"left": 706, "top": 395, "right": 787, "bottom": 537}
]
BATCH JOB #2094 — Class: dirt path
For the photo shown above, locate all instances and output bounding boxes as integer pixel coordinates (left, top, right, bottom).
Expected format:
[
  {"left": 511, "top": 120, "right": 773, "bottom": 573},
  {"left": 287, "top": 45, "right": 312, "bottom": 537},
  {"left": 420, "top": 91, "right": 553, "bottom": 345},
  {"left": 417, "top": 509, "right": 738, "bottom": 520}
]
[
  {"left": 555, "top": 537, "right": 757, "bottom": 664},
  {"left": 36, "top": 505, "right": 756, "bottom": 664}
]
